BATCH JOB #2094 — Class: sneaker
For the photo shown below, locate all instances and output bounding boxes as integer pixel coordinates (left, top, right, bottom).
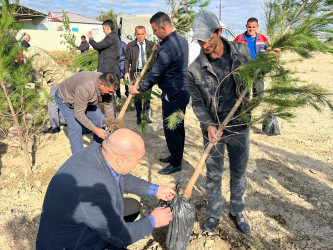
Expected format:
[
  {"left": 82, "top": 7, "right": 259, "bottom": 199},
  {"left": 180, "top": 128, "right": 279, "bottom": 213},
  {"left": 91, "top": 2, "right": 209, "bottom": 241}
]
[
  {"left": 229, "top": 213, "right": 250, "bottom": 234},
  {"left": 203, "top": 217, "right": 219, "bottom": 233}
]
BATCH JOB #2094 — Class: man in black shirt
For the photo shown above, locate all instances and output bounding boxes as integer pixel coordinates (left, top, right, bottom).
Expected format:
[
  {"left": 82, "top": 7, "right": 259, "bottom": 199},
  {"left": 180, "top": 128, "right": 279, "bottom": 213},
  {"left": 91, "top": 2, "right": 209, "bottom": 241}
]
[{"left": 130, "top": 12, "right": 190, "bottom": 175}]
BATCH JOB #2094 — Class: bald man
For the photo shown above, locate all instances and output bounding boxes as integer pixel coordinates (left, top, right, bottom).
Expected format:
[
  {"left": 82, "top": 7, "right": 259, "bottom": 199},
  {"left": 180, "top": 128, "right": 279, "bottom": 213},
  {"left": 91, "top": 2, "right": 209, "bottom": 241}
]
[{"left": 36, "top": 128, "right": 175, "bottom": 249}]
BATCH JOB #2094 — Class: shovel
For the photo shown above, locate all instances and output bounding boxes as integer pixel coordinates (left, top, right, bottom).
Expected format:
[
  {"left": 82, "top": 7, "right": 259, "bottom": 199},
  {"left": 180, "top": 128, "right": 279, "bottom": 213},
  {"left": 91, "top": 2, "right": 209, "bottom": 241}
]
[{"left": 105, "top": 49, "right": 156, "bottom": 134}]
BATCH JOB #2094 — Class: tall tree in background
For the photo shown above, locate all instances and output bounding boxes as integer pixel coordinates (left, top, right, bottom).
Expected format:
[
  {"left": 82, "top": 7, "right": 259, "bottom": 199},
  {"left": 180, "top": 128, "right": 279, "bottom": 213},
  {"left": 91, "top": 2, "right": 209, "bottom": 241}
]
[
  {"left": 96, "top": 9, "right": 118, "bottom": 27},
  {"left": 0, "top": 0, "right": 47, "bottom": 173},
  {"left": 168, "top": 0, "right": 210, "bottom": 37}
]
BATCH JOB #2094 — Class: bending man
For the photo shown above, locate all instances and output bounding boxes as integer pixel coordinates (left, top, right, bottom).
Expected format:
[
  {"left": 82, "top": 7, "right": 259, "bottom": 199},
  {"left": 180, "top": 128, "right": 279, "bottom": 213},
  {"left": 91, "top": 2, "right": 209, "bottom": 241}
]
[
  {"left": 36, "top": 128, "right": 174, "bottom": 249},
  {"left": 55, "top": 71, "right": 119, "bottom": 154}
]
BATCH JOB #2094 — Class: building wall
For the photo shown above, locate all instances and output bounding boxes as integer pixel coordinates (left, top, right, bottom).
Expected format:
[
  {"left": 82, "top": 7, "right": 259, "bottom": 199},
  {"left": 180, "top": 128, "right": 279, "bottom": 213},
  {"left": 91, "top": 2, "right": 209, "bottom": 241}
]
[
  {"left": 18, "top": 21, "right": 105, "bottom": 51},
  {"left": 17, "top": 23, "right": 105, "bottom": 51}
]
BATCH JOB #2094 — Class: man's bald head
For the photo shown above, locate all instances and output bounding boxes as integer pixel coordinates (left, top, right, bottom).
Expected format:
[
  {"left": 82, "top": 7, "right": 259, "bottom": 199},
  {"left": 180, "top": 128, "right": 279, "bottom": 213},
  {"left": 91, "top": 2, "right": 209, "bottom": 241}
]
[{"left": 102, "top": 128, "right": 145, "bottom": 174}]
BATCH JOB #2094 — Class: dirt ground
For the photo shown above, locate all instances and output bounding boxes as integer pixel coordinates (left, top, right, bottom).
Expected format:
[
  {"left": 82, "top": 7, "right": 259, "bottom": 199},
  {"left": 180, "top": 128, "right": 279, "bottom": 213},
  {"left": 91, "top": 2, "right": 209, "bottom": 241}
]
[{"left": 0, "top": 52, "right": 332, "bottom": 250}]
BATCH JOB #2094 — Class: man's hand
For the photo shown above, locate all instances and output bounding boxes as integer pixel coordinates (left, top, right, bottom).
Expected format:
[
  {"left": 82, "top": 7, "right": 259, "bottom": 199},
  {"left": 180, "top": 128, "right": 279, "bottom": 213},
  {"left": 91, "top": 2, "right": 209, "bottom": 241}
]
[
  {"left": 129, "top": 85, "right": 140, "bottom": 95},
  {"left": 207, "top": 125, "right": 222, "bottom": 145},
  {"left": 92, "top": 127, "right": 106, "bottom": 139},
  {"left": 87, "top": 30, "right": 93, "bottom": 39},
  {"left": 266, "top": 47, "right": 281, "bottom": 55},
  {"left": 151, "top": 207, "right": 172, "bottom": 228},
  {"left": 152, "top": 44, "right": 160, "bottom": 51},
  {"left": 124, "top": 73, "right": 130, "bottom": 81},
  {"left": 156, "top": 185, "right": 176, "bottom": 201}
]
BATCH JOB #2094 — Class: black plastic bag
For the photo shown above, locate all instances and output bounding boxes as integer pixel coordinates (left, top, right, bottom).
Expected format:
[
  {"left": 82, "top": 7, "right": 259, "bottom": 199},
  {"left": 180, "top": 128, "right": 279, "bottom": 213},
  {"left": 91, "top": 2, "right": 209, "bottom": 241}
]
[
  {"left": 166, "top": 194, "right": 195, "bottom": 250},
  {"left": 262, "top": 111, "right": 281, "bottom": 135},
  {"left": 159, "top": 181, "right": 196, "bottom": 250}
]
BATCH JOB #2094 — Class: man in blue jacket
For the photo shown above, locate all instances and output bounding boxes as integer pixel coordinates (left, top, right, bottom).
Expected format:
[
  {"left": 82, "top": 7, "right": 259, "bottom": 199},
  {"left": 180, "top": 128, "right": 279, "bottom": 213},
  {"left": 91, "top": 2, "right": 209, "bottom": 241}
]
[
  {"left": 36, "top": 128, "right": 175, "bottom": 249},
  {"left": 130, "top": 12, "right": 190, "bottom": 175}
]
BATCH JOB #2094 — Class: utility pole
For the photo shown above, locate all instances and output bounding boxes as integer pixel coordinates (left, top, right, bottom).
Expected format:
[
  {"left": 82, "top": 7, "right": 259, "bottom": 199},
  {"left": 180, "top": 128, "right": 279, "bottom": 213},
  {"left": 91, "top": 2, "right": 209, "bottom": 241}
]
[{"left": 219, "top": 0, "right": 221, "bottom": 21}]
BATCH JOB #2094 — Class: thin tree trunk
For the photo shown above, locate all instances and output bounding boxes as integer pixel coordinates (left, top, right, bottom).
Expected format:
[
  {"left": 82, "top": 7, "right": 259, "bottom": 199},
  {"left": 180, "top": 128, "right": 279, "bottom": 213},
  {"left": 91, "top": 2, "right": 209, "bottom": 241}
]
[
  {"left": 280, "top": 0, "right": 309, "bottom": 38},
  {"left": 184, "top": 89, "right": 248, "bottom": 198},
  {"left": 0, "top": 80, "right": 32, "bottom": 173}
]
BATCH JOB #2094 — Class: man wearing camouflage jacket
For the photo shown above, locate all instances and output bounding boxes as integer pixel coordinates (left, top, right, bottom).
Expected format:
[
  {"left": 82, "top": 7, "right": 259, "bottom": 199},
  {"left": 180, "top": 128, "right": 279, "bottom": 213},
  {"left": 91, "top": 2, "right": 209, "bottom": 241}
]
[{"left": 23, "top": 46, "right": 67, "bottom": 133}]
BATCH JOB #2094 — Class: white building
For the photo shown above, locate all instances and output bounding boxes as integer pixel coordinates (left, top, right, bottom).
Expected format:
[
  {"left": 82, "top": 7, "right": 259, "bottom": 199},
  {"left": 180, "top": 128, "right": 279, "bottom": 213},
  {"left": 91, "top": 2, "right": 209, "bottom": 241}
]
[{"left": 13, "top": 5, "right": 105, "bottom": 51}]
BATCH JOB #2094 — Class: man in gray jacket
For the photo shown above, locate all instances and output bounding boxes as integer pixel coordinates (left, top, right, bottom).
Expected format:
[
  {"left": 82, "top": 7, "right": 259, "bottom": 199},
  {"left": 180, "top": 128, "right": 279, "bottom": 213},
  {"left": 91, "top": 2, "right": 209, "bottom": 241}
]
[
  {"left": 187, "top": 11, "right": 252, "bottom": 234},
  {"left": 36, "top": 128, "right": 174, "bottom": 249},
  {"left": 55, "top": 71, "right": 119, "bottom": 154}
]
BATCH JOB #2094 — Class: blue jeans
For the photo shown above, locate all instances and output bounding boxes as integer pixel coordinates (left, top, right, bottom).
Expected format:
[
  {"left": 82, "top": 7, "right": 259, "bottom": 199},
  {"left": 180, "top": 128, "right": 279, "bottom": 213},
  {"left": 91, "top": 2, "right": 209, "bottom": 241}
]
[
  {"left": 203, "top": 127, "right": 250, "bottom": 219},
  {"left": 48, "top": 85, "right": 66, "bottom": 128},
  {"left": 55, "top": 91, "right": 106, "bottom": 154}
]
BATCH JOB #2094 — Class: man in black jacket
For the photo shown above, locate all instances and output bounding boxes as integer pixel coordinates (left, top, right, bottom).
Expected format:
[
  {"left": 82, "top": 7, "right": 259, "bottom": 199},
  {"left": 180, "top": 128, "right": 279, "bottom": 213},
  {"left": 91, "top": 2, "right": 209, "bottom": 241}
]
[
  {"left": 130, "top": 12, "right": 190, "bottom": 175},
  {"left": 88, "top": 20, "right": 120, "bottom": 74},
  {"left": 88, "top": 19, "right": 120, "bottom": 116},
  {"left": 77, "top": 35, "right": 89, "bottom": 54},
  {"left": 124, "top": 25, "right": 154, "bottom": 124}
]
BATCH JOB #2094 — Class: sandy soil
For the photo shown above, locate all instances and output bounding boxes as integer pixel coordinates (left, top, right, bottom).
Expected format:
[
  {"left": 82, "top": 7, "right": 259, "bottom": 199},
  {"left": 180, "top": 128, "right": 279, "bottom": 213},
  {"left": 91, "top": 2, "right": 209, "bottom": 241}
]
[{"left": 0, "top": 52, "right": 332, "bottom": 250}]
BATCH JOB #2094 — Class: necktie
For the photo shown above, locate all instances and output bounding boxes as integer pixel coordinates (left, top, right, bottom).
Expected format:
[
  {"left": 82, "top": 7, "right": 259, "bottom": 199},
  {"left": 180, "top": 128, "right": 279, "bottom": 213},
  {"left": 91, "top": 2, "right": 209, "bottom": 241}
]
[{"left": 140, "top": 42, "right": 145, "bottom": 68}]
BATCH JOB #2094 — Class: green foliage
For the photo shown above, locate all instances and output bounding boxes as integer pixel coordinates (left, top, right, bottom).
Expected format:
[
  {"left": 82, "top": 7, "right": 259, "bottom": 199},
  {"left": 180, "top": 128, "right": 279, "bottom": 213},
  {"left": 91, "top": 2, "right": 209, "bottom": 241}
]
[
  {"left": 165, "top": 110, "right": 185, "bottom": 130},
  {"left": 60, "top": 10, "right": 77, "bottom": 52},
  {"left": 168, "top": 0, "right": 210, "bottom": 37},
  {"left": 71, "top": 50, "right": 98, "bottom": 71},
  {"left": 265, "top": 0, "right": 333, "bottom": 57},
  {"left": 0, "top": 0, "right": 47, "bottom": 139},
  {"left": 96, "top": 9, "right": 117, "bottom": 28}
]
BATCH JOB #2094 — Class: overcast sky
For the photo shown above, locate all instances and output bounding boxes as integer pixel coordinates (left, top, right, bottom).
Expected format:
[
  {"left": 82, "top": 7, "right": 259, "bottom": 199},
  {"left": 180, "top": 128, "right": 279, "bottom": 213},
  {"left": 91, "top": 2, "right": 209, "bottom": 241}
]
[{"left": 19, "top": 0, "right": 267, "bottom": 35}]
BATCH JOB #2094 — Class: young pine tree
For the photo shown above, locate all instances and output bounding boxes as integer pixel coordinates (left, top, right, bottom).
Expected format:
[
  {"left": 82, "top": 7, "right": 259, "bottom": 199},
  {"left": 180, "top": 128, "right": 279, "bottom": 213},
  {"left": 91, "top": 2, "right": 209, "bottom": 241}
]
[{"left": 0, "top": 0, "right": 48, "bottom": 173}]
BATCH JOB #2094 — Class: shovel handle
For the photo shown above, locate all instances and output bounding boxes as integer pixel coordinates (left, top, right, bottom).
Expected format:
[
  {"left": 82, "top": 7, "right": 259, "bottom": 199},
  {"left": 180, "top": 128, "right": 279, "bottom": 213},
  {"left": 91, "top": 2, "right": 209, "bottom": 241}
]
[
  {"left": 117, "top": 50, "right": 156, "bottom": 120},
  {"left": 183, "top": 89, "right": 249, "bottom": 198}
]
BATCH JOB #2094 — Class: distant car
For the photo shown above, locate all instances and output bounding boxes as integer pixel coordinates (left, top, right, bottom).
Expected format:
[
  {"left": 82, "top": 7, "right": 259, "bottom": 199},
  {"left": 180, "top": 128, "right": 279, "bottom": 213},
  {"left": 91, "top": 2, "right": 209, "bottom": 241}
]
[{"left": 188, "top": 22, "right": 235, "bottom": 64}]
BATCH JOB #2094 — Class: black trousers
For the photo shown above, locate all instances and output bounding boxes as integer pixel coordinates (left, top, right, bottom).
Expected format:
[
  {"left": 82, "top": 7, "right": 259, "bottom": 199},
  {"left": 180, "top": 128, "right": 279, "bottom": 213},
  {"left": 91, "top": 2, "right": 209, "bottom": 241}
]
[{"left": 162, "top": 89, "right": 190, "bottom": 167}]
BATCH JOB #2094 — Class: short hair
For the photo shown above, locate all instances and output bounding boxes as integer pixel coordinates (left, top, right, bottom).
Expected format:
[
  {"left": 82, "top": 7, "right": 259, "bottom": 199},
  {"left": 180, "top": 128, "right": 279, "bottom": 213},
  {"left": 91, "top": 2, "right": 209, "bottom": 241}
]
[
  {"left": 24, "top": 34, "right": 30, "bottom": 40},
  {"left": 135, "top": 25, "right": 146, "bottom": 33},
  {"left": 81, "top": 35, "right": 86, "bottom": 39},
  {"left": 150, "top": 12, "right": 171, "bottom": 27},
  {"left": 99, "top": 72, "right": 120, "bottom": 90},
  {"left": 102, "top": 19, "right": 115, "bottom": 31},
  {"left": 247, "top": 17, "right": 259, "bottom": 24}
]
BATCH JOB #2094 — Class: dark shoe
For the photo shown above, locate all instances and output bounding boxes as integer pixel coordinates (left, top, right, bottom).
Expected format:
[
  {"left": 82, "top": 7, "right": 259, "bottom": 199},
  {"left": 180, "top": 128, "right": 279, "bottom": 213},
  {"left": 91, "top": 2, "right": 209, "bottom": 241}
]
[
  {"left": 158, "top": 164, "right": 182, "bottom": 175},
  {"left": 203, "top": 217, "right": 219, "bottom": 233},
  {"left": 43, "top": 127, "right": 60, "bottom": 134},
  {"left": 159, "top": 155, "right": 171, "bottom": 163},
  {"left": 229, "top": 213, "right": 251, "bottom": 234},
  {"left": 136, "top": 118, "right": 142, "bottom": 125},
  {"left": 146, "top": 117, "right": 153, "bottom": 123},
  {"left": 60, "top": 123, "right": 67, "bottom": 127}
]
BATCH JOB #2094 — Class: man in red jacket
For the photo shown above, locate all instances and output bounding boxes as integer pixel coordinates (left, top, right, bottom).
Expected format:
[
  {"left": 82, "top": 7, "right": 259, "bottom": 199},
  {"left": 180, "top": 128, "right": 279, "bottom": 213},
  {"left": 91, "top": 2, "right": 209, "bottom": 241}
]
[{"left": 235, "top": 17, "right": 268, "bottom": 59}]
